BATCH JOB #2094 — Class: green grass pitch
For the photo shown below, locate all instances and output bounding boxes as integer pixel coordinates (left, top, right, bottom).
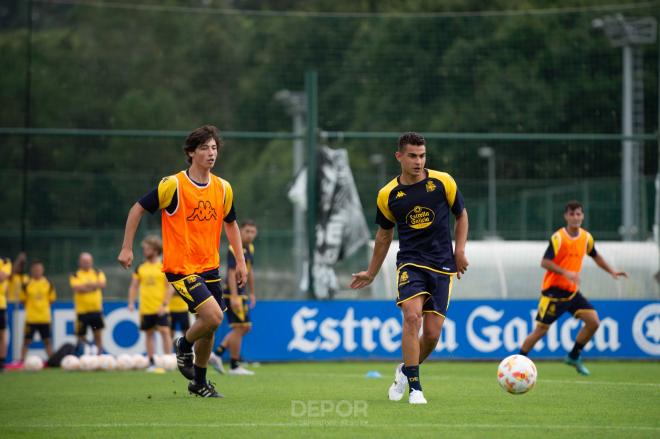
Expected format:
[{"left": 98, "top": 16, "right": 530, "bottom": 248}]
[{"left": 1, "top": 361, "right": 659, "bottom": 438}]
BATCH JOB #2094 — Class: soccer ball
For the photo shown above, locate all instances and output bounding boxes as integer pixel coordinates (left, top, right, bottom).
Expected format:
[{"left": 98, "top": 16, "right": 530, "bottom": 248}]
[
  {"left": 116, "top": 354, "right": 134, "bottom": 370},
  {"left": 79, "top": 355, "right": 99, "bottom": 371},
  {"left": 153, "top": 354, "right": 166, "bottom": 369},
  {"left": 61, "top": 355, "right": 80, "bottom": 371},
  {"left": 131, "top": 354, "right": 149, "bottom": 370},
  {"left": 497, "top": 354, "right": 537, "bottom": 394},
  {"left": 163, "top": 354, "right": 177, "bottom": 371},
  {"left": 98, "top": 354, "right": 117, "bottom": 371},
  {"left": 24, "top": 355, "right": 44, "bottom": 371}
]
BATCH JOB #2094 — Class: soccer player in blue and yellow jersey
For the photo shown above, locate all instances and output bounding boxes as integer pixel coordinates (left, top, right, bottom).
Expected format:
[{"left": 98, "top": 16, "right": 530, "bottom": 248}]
[
  {"left": 210, "top": 219, "right": 258, "bottom": 375},
  {"left": 118, "top": 125, "right": 247, "bottom": 398},
  {"left": 519, "top": 201, "right": 627, "bottom": 375},
  {"left": 128, "top": 235, "right": 173, "bottom": 370},
  {"left": 20, "top": 260, "right": 56, "bottom": 363},
  {"left": 0, "top": 257, "right": 11, "bottom": 371},
  {"left": 351, "top": 132, "right": 469, "bottom": 404},
  {"left": 70, "top": 252, "right": 107, "bottom": 355}
]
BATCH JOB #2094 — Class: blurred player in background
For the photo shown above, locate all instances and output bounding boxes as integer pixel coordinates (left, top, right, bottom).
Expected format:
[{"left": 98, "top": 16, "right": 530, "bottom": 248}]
[
  {"left": 70, "top": 252, "right": 106, "bottom": 355},
  {"left": 519, "top": 201, "right": 627, "bottom": 375},
  {"left": 210, "top": 219, "right": 258, "bottom": 375},
  {"left": 7, "top": 252, "right": 28, "bottom": 303},
  {"left": 351, "top": 132, "right": 469, "bottom": 405},
  {"left": 0, "top": 256, "right": 11, "bottom": 371},
  {"left": 118, "top": 125, "right": 247, "bottom": 398},
  {"left": 128, "top": 235, "right": 173, "bottom": 371},
  {"left": 20, "top": 260, "right": 56, "bottom": 363}
]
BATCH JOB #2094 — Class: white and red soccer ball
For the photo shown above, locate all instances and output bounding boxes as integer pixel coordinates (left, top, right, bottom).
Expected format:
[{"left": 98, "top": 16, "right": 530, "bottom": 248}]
[{"left": 497, "top": 354, "right": 537, "bottom": 394}]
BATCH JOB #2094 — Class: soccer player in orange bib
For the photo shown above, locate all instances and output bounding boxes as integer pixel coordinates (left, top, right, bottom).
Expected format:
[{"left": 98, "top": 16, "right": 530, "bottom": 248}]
[
  {"left": 519, "top": 201, "right": 627, "bottom": 375},
  {"left": 118, "top": 125, "right": 247, "bottom": 398}
]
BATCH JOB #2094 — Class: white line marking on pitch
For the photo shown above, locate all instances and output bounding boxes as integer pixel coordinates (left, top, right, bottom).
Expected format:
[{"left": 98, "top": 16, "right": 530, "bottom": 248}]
[{"left": 5, "top": 423, "right": 659, "bottom": 431}]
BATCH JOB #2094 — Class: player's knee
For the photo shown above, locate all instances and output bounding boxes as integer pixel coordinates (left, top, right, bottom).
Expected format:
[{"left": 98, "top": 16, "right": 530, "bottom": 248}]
[
  {"left": 422, "top": 330, "right": 440, "bottom": 345},
  {"left": 403, "top": 310, "right": 422, "bottom": 329},
  {"left": 586, "top": 314, "right": 600, "bottom": 330}
]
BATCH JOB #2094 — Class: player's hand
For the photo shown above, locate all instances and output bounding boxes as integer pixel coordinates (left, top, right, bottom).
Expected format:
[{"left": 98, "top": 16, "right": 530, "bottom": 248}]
[
  {"left": 230, "top": 296, "right": 241, "bottom": 313},
  {"left": 350, "top": 271, "right": 374, "bottom": 289},
  {"left": 612, "top": 270, "right": 628, "bottom": 280},
  {"left": 235, "top": 264, "right": 248, "bottom": 288},
  {"left": 564, "top": 271, "right": 580, "bottom": 285},
  {"left": 157, "top": 304, "right": 167, "bottom": 316},
  {"left": 455, "top": 251, "right": 469, "bottom": 279},
  {"left": 128, "top": 302, "right": 135, "bottom": 312},
  {"left": 117, "top": 248, "right": 133, "bottom": 269},
  {"left": 249, "top": 294, "right": 256, "bottom": 309}
]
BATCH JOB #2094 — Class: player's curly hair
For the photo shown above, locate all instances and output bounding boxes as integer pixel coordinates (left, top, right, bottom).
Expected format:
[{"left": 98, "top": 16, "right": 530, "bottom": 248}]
[
  {"left": 183, "top": 125, "right": 223, "bottom": 164},
  {"left": 564, "top": 200, "right": 583, "bottom": 212},
  {"left": 397, "top": 132, "right": 425, "bottom": 151}
]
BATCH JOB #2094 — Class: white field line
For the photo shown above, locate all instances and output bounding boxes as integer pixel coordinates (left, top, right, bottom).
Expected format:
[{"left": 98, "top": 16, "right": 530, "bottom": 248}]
[{"left": 3, "top": 422, "right": 659, "bottom": 431}]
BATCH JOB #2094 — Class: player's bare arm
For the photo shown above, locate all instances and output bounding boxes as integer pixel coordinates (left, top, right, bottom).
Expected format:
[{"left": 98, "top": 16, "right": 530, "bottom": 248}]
[
  {"left": 227, "top": 266, "right": 241, "bottom": 313},
  {"left": 591, "top": 254, "right": 628, "bottom": 280},
  {"left": 248, "top": 268, "right": 256, "bottom": 309},
  {"left": 225, "top": 221, "right": 247, "bottom": 288},
  {"left": 118, "top": 202, "right": 147, "bottom": 269},
  {"left": 454, "top": 208, "right": 469, "bottom": 279},
  {"left": 351, "top": 226, "right": 394, "bottom": 289},
  {"left": 541, "top": 258, "right": 579, "bottom": 285}
]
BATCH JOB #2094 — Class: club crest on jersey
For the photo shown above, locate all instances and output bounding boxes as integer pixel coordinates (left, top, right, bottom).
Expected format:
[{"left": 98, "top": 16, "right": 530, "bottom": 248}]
[
  {"left": 426, "top": 180, "right": 436, "bottom": 192},
  {"left": 187, "top": 200, "right": 217, "bottom": 221},
  {"left": 398, "top": 271, "right": 409, "bottom": 286},
  {"left": 396, "top": 191, "right": 406, "bottom": 199},
  {"left": 406, "top": 205, "right": 435, "bottom": 229}
]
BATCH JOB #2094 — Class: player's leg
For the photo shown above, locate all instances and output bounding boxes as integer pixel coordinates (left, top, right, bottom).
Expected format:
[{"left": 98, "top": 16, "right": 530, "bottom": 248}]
[
  {"left": 419, "top": 312, "right": 444, "bottom": 364},
  {"left": 145, "top": 328, "right": 155, "bottom": 366},
  {"left": 519, "top": 324, "right": 549, "bottom": 355},
  {"left": 92, "top": 329, "right": 103, "bottom": 355},
  {"left": 75, "top": 314, "right": 87, "bottom": 356},
  {"left": 564, "top": 294, "right": 599, "bottom": 375},
  {"left": 42, "top": 325, "right": 53, "bottom": 357},
  {"left": 21, "top": 325, "right": 32, "bottom": 362},
  {"left": 0, "top": 309, "right": 7, "bottom": 370},
  {"left": 400, "top": 295, "right": 425, "bottom": 403},
  {"left": 158, "top": 321, "right": 173, "bottom": 355},
  {"left": 520, "top": 293, "right": 557, "bottom": 356},
  {"left": 228, "top": 325, "right": 254, "bottom": 375}
]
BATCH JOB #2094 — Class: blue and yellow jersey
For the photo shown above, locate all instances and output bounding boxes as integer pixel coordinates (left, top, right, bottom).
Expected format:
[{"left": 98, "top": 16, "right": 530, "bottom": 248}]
[
  {"left": 376, "top": 169, "right": 465, "bottom": 274},
  {"left": 224, "top": 243, "right": 254, "bottom": 296},
  {"left": 20, "top": 277, "right": 56, "bottom": 324},
  {"left": 0, "top": 258, "right": 11, "bottom": 309},
  {"left": 70, "top": 269, "right": 105, "bottom": 314},
  {"left": 133, "top": 260, "right": 168, "bottom": 315}
]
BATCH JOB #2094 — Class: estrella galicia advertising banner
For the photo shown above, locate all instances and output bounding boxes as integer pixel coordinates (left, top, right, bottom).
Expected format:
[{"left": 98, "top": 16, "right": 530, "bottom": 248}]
[{"left": 7, "top": 300, "right": 660, "bottom": 362}]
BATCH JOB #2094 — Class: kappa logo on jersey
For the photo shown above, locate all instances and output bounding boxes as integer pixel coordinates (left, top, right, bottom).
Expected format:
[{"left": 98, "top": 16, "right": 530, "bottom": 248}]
[
  {"left": 406, "top": 205, "right": 435, "bottom": 229},
  {"left": 187, "top": 201, "right": 217, "bottom": 221},
  {"left": 396, "top": 191, "right": 406, "bottom": 199},
  {"left": 425, "top": 180, "right": 436, "bottom": 192}
]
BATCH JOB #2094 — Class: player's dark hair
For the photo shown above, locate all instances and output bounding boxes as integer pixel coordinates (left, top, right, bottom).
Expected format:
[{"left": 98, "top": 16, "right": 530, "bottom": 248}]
[
  {"left": 397, "top": 132, "right": 425, "bottom": 151},
  {"left": 241, "top": 219, "right": 257, "bottom": 228},
  {"left": 183, "top": 125, "right": 223, "bottom": 164},
  {"left": 30, "top": 259, "right": 43, "bottom": 267},
  {"left": 564, "top": 200, "right": 583, "bottom": 212}
]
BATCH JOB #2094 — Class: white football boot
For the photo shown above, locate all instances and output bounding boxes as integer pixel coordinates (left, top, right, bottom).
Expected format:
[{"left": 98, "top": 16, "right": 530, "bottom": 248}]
[
  {"left": 388, "top": 363, "right": 406, "bottom": 401},
  {"left": 409, "top": 389, "right": 427, "bottom": 404},
  {"left": 227, "top": 365, "right": 255, "bottom": 376}
]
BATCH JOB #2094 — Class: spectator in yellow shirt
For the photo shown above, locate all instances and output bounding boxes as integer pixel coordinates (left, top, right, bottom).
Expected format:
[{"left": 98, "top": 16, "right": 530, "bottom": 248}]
[
  {"left": 70, "top": 252, "right": 106, "bottom": 355},
  {"left": 20, "top": 261, "right": 56, "bottom": 363},
  {"left": 0, "top": 256, "right": 11, "bottom": 370}
]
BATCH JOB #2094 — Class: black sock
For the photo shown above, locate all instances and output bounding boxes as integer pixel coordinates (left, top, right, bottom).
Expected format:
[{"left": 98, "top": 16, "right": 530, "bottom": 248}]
[
  {"left": 519, "top": 349, "right": 529, "bottom": 356},
  {"left": 179, "top": 335, "right": 193, "bottom": 352},
  {"left": 149, "top": 356, "right": 155, "bottom": 366},
  {"left": 569, "top": 341, "right": 585, "bottom": 360},
  {"left": 230, "top": 358, "right": 239, "bottom": 369},
  {"left": 0, "top": 357, "right": 4, "bottom": 369},
  {"left": 215, "top": 345, "right": 226, "bottom": 356},
  {"left": 193, "top": 365, "right": 207, "bottom": 385},
  {"left": 402, "top": 365, "right": 422, "bottom": 392}
]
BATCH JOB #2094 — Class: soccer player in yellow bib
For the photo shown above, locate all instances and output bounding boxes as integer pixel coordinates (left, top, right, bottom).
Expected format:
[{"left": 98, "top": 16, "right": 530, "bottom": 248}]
[
  {"left": 519, "top": 201, "right": 628, "bottom": 375},
  {"left": 118, "top": 125, "right": 247, "bottom": 398},
  {"left": 70, "top": 252, "right": 107, "bottom": 355},
  {"left": 20, "top": 260, "right": 56, "bottom": 363},
  {"left": 0, "top": 256, "right": 11, "bottom": 371},
  {"left": 128, "top": 235, "right": 173, "bottom": 371},
  {"left": 351, "top": 132, "right": 469, "bottom": 405}
]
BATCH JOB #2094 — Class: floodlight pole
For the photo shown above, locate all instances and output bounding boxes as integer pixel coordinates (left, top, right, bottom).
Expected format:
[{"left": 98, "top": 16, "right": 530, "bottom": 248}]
[
  {"left": 305, "top": 71, "right": 318, "bottom": 299},
  {"left": 21, "top": 0, "right": 34, "bottom": 252},
  {"left": 478, "top": 146, "right": 497, "bottom": 238}
]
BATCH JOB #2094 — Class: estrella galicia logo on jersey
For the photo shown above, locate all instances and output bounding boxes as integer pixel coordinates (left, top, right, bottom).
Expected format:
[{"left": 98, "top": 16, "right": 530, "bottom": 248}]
[
  {"left": 396, "top": 191, "right": 406, "bottom": 199},
  {"left": 187, "top": 201, "right": 217, "bottom": 221},
  {"left": 406, "top": 205, "right": 435, "bottom": 230},
  {"left": 425, "top": 180, "right": 436, "bottom": 192}
]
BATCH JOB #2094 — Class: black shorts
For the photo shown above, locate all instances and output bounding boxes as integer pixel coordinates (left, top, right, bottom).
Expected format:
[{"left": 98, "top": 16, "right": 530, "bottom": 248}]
[
  {"left": 170, "top": 311, "right": 190, "bottom": 332},
  {"left": 76, "top": 312, "right": 105, "bottom": 336},
  {"left": 140, "top": 313, "right": 170, "bottom": 331},
  {"left": 0, "top": 308, "right": 6, "bottom": 330},
  {"left": 224, "top": 295, "right": 252, "bottom": 327},
  {"left": 25, "top": 323, "right": 51, "bottom": 340},
  {"left": 167, "top": 268, "right": 226, "bottom": 314},
  {"left": 535, "top": 287, "right": 596, "bottom": 325},
  {"left": 396, "top": 265, "right": 454, "bottom": 317}
]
